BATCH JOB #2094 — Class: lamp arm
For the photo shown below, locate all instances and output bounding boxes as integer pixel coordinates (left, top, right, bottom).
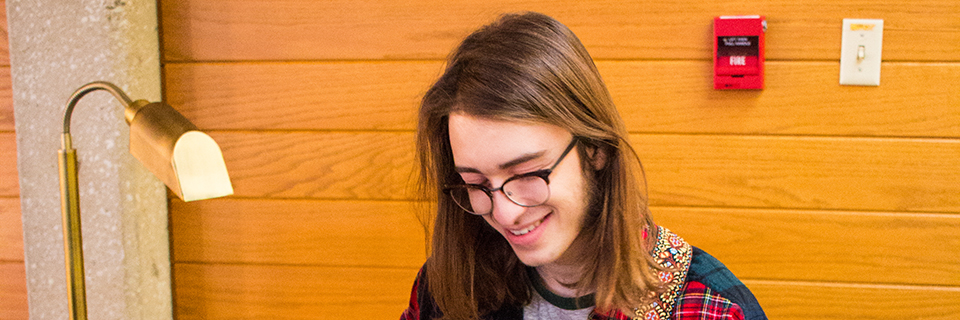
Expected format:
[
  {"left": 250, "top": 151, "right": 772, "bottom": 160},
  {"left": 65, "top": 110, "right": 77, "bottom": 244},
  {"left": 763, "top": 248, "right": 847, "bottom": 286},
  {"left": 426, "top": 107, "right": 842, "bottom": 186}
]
[{"left": 62, "top": 81, "right": 134, "bottom": 135}]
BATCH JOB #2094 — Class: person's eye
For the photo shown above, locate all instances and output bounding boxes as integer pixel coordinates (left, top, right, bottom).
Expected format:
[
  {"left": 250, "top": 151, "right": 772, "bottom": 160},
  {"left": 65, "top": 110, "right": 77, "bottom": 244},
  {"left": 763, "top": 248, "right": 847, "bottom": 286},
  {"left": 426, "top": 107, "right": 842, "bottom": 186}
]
[
  {"left": 459, "top": 173, "right": 487, "bottom": 185},
  {"left": 519, "top": 169, "right": 550, "bottom": 178}
]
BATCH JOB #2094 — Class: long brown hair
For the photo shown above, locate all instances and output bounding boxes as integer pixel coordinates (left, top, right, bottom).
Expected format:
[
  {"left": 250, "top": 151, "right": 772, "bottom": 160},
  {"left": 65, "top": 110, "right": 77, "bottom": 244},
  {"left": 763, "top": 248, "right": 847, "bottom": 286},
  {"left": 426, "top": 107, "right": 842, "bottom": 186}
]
[{"left": 416, "top": 12, "right": 662, "bottom": 319}]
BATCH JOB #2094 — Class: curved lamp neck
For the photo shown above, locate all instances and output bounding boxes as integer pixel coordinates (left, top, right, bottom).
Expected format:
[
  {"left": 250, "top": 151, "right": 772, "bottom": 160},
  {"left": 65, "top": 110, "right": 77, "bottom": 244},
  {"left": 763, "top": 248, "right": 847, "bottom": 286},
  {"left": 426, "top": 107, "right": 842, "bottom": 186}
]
[{"left": 61, "top": 81, "right": 134, "bottom": 135}]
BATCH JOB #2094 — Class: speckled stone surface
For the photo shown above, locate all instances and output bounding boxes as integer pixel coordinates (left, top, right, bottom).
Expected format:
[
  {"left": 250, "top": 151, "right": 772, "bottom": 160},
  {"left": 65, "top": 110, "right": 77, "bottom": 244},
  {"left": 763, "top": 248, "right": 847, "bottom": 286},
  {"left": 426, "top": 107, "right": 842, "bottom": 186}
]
[{"left": 8, "top": 0, "right": 172, "bottom": 319}]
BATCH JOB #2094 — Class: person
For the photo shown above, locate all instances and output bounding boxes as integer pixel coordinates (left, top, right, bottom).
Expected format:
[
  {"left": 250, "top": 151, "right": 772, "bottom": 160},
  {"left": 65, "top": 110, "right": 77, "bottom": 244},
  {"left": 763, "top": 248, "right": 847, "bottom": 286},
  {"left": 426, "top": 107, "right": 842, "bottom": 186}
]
[{"left": 402, "top": 12, "right": 765, "bottom": 320}]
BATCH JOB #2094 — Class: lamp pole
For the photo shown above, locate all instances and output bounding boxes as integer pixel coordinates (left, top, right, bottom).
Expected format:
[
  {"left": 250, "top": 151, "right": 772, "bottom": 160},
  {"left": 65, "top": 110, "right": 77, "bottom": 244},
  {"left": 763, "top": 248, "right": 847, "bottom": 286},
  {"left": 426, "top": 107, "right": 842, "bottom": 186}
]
[
  {"left": 58, "top": 131, "right": 85, "bottom": 320},
  {"left": 58, "top": 82, "right": 136, "bottom": 320}
]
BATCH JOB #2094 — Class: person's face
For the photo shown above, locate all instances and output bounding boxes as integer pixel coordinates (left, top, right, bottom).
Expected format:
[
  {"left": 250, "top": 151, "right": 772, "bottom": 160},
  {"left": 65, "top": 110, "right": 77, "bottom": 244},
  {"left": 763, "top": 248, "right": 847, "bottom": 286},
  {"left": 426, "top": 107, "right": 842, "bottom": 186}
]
[{"left": 448, "top": 113, "right": 591, "bottom": 267}]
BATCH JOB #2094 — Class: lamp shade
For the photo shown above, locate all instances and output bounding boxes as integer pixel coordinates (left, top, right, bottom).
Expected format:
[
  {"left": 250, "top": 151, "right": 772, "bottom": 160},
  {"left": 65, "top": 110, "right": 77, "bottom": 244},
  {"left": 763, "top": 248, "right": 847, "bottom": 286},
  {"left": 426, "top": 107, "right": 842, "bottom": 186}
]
[{"left": 126, "top": 100, "right": 233, "bottom": 201}]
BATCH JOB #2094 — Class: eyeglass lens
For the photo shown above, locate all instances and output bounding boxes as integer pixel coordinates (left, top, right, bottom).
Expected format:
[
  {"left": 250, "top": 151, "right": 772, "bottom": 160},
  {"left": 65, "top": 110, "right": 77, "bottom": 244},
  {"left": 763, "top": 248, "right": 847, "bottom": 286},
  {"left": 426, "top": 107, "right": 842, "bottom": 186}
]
[{"left": 449, "top": 175, "right": 550, "bottom": 215}]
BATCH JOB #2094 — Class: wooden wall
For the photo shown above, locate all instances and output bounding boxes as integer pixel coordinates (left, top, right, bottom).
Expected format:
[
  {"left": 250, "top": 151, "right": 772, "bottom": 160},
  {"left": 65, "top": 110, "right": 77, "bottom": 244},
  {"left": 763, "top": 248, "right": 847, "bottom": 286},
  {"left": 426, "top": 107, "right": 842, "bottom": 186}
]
[
  {"left": 0, "top": 0, "right": 28, "bottom": 318},
  {"left": 159, "top": 1, "right": 960, "bottom": 319}
]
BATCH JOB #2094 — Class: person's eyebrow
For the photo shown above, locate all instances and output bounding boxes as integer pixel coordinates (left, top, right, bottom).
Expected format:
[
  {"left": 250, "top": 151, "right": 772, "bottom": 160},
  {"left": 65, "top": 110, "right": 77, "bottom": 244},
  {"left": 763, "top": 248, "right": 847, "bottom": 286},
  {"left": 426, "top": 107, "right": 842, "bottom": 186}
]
[
  {"left": 498, "top": 151, "right": 546, "bottom": 170},
  {"left": 453, "top": 150, "right": 547, "bottom": 173}
]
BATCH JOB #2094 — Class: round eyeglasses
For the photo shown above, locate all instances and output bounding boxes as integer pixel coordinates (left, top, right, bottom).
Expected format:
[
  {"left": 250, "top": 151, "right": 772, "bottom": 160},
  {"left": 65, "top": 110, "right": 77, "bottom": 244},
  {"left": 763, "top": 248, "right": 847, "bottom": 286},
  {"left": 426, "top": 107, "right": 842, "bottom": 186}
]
[{"left": 443, "top": 138, "right": 578, "bottom": 215}]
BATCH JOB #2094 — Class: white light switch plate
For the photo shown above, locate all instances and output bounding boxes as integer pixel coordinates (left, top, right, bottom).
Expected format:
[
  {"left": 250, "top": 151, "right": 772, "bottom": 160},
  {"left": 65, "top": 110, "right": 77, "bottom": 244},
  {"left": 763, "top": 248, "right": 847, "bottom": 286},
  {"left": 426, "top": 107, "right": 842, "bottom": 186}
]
[{"left": 840, "top": 19, "right": 883, "bottom": 86}]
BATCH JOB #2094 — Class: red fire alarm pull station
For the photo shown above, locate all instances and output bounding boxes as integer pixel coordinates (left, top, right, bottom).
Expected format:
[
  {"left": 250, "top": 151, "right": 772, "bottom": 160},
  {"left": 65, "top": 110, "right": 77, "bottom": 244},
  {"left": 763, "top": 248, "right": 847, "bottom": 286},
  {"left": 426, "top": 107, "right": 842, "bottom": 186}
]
[{"left": 714, "top": 16, "right": 766, "bottom": 90}]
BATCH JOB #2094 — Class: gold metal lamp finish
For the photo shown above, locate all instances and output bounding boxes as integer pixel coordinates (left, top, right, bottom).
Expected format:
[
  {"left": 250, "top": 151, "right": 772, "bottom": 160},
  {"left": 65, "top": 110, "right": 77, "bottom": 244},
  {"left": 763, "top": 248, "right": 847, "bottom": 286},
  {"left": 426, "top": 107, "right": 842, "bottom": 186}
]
[
  {"left": 57, "top": 81, "right": 233, "bottom": 320},
  {"left": 125, "top": 99, "right": 234, "bottom": 201}
]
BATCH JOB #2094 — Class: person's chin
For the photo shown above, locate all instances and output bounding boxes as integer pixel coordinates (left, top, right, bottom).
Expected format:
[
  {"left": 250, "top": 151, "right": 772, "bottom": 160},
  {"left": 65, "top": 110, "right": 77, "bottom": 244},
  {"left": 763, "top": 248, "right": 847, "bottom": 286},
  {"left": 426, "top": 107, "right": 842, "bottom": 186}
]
[
  {"left": 512, "top": 245, "right": 568, "bottom": 267},
  {"left": 508, "top": 231, "right": 569, "bottom": 266}
]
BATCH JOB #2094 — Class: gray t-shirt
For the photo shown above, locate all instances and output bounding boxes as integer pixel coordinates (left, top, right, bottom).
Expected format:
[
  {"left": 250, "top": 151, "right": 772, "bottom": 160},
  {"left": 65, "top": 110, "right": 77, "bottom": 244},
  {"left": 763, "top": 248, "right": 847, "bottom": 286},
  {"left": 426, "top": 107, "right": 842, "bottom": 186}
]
[{"left": 523, "top": 289, "right": 595, "bottom": 320}]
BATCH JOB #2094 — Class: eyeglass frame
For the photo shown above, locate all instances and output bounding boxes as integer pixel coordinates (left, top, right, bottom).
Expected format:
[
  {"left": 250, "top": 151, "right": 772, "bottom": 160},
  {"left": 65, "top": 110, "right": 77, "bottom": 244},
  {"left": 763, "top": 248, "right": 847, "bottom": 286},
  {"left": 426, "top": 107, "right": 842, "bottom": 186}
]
[{"left": 443, "top": 137, "right": 579, "bottom": 215}]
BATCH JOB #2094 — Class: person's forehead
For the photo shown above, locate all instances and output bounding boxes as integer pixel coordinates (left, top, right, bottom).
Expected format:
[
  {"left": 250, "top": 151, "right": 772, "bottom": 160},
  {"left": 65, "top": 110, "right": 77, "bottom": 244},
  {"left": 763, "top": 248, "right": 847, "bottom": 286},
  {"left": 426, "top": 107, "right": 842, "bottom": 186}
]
[{"left": 447, "top": 114, "right": 570, "bottom": 169}]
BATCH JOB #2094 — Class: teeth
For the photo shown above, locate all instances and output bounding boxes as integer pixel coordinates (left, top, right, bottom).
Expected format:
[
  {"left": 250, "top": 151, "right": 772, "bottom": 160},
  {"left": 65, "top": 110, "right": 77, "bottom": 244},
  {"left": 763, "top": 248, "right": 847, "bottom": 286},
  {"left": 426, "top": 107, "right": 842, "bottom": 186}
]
[{"left": 509, "top": 219, "right": 543, "bottom": 236}]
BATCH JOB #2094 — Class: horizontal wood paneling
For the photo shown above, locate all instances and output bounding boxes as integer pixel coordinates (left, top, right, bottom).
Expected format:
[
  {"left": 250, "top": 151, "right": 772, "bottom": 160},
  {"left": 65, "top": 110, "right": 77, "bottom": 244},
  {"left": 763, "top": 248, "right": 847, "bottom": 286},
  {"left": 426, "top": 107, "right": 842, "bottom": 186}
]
[
  {"left": 164, "top": 62, "right": 434, "bottom": 131},
  {"left": 636, "top": 134, "right": 960, "bottom": 212},
  {"left": 0, "top": 67, "right": 12, "bottom": 131},
  {"left": 211, "top": 131, "right": 960, "bottom": 213},
  {"left": 0, "top": 263, "right": 27, "bottom": 320},
  {"left": 607, "top": 62, "right": 960, "bottom": 137},
  {"left": 160, "top": 0, "right": 960, "bottom": 62},
  {"left": 174, "top": 263, "right": 417, "bottom": 320},
  {"left": 746, "top": 280, "right": 960, "bottom": 320},
  {"left": 161, "top": 0, "right": 960, "bottom": 316},
  {"left": 0, "top": 132, "right": 18, "bottom": 197},
  {"left": 173, "top": 262, "right": 960, "bottom": 320},
  {"left": 165, "top": 61, "right": 960, "bottom": 137},
  {"left": 210, "top": 131, "right": 417, "bottom": 200},
  {"left": 170, "top": 198, "right": 427, "bottom": 267},
  {"left": 654, "top": 207, "right": 960, "bottom": 286},
  {"left": 0, "top": 198, "right": 22, "bottom": 262},
  {"left": 169, "top": 198, "right": 960, "bottom": 287}
]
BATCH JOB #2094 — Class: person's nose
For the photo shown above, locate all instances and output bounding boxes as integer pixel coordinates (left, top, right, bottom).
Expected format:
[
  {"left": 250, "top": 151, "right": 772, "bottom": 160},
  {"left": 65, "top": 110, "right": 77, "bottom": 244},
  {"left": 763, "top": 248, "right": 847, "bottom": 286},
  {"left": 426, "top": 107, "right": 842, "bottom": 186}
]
[{"left": 490, "top": 190, "right": 525, "bottom": 226}]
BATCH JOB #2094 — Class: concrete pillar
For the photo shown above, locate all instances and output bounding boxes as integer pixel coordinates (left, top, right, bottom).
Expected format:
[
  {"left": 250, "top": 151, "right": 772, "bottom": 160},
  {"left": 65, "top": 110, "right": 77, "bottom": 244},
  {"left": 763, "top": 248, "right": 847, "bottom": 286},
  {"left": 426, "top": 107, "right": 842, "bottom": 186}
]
[{"left": 8, "top": 0, "right": 172, "bottom": 319}]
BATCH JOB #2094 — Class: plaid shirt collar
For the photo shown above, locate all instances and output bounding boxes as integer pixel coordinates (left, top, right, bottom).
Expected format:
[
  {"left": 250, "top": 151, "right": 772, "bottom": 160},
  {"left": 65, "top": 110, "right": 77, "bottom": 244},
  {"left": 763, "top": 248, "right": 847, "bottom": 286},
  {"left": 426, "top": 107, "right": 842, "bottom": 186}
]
[{"left": 589, "top": 226, "right": 693, "bottom": 320}]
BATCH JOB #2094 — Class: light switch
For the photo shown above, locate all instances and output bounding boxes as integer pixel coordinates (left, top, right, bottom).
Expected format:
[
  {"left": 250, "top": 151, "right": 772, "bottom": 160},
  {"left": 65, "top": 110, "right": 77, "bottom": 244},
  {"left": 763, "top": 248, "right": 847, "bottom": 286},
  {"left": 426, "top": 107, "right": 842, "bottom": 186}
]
[{"left": 840, "top": 19, "right": 883, "bottom": 86}]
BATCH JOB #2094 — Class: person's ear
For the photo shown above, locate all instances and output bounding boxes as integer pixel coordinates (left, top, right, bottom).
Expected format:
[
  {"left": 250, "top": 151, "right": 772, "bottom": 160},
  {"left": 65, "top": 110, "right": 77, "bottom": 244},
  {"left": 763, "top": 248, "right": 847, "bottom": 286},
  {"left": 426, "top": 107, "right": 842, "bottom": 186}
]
[{"left": 587, "top": 145, "right": 608, "bottom": 170}]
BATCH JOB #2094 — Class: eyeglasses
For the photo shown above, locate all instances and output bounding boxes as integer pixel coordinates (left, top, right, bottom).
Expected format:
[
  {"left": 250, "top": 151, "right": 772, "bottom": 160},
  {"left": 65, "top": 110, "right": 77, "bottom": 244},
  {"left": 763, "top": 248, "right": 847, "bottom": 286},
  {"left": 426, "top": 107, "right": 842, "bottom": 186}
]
[{"left": 443, "top": 137, "right": 578, "bottom": 215}]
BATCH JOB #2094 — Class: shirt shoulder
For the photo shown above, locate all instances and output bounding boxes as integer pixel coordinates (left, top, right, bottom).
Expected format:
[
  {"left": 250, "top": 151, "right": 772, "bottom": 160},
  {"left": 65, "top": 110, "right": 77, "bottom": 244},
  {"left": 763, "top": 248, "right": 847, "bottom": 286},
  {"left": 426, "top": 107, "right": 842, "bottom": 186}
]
[
  {"left": 589, "top": 280, "right": 743, "bottom": 320},
  {"left": 688, "top": 247, "right": 766, "bottom": 320},
  {"left": 400, "top": 265, "right": 436, "bottom": 320},
  {"left": 673, "top": 281, "right": 744, "bottom": 320}
]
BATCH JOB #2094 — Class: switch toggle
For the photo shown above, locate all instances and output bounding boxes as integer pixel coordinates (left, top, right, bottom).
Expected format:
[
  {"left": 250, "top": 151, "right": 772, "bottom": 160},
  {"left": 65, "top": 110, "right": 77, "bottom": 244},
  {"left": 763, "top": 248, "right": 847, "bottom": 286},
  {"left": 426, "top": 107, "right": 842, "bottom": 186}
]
[{"left": 840, "top": 19, "right": 883, "bottom": 86}]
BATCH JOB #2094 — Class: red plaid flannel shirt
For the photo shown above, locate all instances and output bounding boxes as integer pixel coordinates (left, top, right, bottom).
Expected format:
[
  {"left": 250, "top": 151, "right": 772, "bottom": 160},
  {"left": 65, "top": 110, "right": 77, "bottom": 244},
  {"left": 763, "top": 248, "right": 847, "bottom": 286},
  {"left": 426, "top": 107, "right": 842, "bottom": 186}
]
[{"left": 591, "top": 281, "right": 743, "bottom": 320}]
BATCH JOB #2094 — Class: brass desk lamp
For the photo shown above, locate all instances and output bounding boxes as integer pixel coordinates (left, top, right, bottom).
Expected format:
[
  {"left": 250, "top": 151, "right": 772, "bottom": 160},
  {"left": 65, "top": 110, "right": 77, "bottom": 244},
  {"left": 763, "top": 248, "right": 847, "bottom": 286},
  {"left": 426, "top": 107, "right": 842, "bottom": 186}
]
[{"left": 57, "top": 81, "right": 233, "bottom": 320}]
